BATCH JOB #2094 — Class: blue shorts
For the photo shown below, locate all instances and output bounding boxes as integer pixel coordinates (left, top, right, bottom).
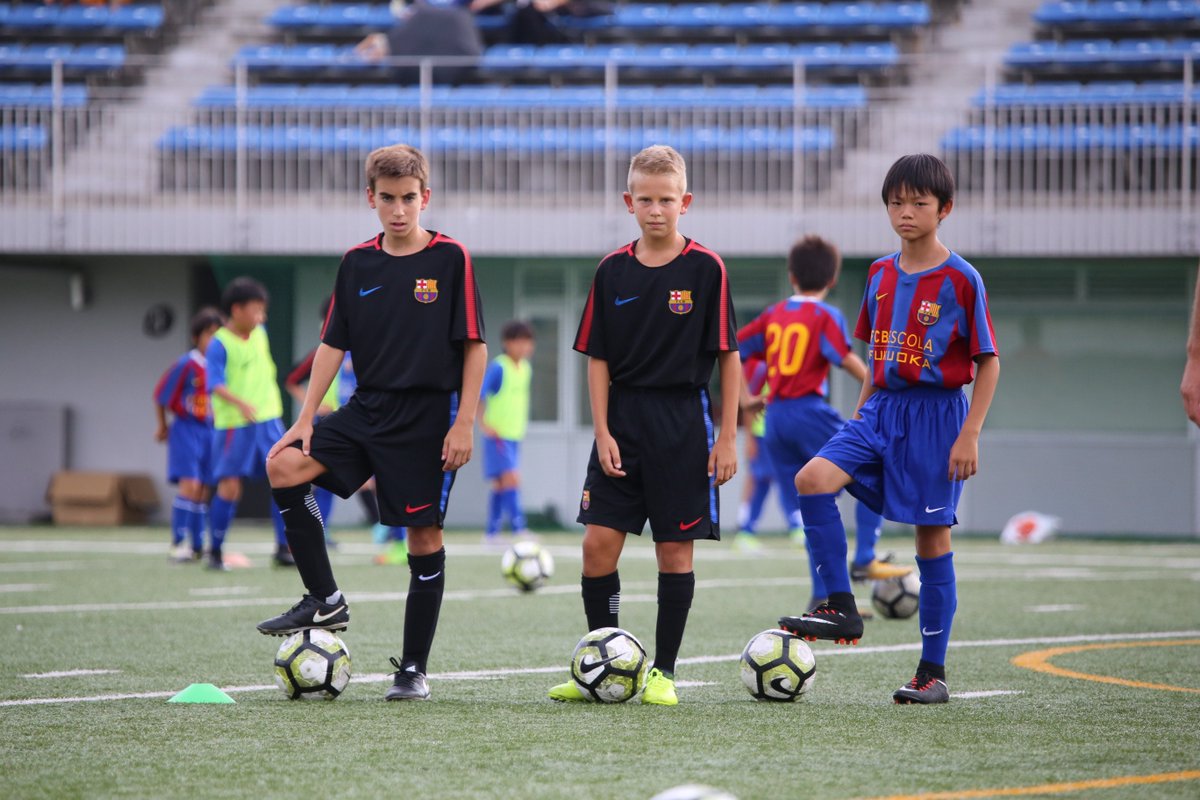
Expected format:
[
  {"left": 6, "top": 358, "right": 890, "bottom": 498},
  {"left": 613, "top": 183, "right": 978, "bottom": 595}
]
[
  {"left": 762, "top": 395, "right": 846, "bottom": 492},
  {"left": 817, "top": 386, "right": 968, "bottom": 526},
  {"left": 748, "top": 434, "right": 773, "bottom": 482},
  {"left": 167, "top": 418, "right": 213, "bottom": 484},
  {"left": 211, "top": 419, "right": 286, "bottom": 481},
  {"left": 483, "top": 436, "right": 520, "bottom": 480}
]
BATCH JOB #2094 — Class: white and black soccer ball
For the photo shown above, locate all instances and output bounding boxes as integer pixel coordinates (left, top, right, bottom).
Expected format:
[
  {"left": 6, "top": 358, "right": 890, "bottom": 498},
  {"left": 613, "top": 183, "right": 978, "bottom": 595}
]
[
  {"left": 500, "top": 539, "right": 554, "bottom": 592},
  {"left": 273, "top": 629, "right": 352, "bottom": 700},
  {"left": 871, "top": 572, "right": 921, "bottom": 619},
  {"left": 570, "top": 626, "right": 648, "bottom": 703},
  {"left": 740, "top": 628, "right": 816, "bottom": 701}
]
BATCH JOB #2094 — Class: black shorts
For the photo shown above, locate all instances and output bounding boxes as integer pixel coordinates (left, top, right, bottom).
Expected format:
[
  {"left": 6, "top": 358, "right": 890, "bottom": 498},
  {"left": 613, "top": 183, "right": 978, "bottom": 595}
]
[
  {"left": 299, "top": 389, "right": 459, "bottom": 528},
  {"left": 577, "top": 385, "right": 720, "bottom": 542}
]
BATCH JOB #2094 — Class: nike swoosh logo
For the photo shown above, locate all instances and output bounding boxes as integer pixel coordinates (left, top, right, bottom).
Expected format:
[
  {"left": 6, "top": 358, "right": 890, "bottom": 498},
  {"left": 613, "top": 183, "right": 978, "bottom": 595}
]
[
  {"left": 312, "top": 605, "right": 345, "bottom": 623},
  {"left": 406, "top": 503, "right": 433, "bottom": 513},
  {"left": 679, "top": 517, "right": 703, "bottom": 531},
  {"left": 418, "top": 572, "right": 442, "bottom": 582},
  {"left": 875, "top": 293, "right": 888, "bottom": 301},
  {"left": 614, "top": 296, "right": 639, "bottom": 306},
  {"left": 768, "top": 676, "right": 796, "bottom": 694},
  {"left": 921, "top": 627, "right": 944, "bottom": 636},
  {"left": 925, "top": 505, "right": 947, "bottom": 513},
  {"left": 359, "top": 286, "right": 383, "bottom": 297},
  {"left": 579, "top": 655, "right": 619, "bottom": 671}
]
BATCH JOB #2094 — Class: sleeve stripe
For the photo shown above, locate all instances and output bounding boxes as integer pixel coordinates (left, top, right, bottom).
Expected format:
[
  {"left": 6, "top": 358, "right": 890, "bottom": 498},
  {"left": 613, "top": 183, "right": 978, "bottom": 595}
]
[
  {"left": 685, "top": 241, "right": 731, "bottom": 350},
  {"left": 574, "top": 280, "right": 597, "bottom": 352},
  {"left": 439, "top": 234, "right": 482, "bottom": 341},
  {"left": 319, "top": 294, "right": 336, "bottom": 341},
  {"left": 286, "top": 349, "right": 317, "bottom": 388}
]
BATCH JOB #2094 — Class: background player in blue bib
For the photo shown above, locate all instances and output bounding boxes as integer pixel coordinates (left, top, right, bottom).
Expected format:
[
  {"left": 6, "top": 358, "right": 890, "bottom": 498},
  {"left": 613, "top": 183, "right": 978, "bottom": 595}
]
[
  {"left": 153, "top": 307, "right": 223, "bottom": 562},
  {"left": 778, "top": 155, "right": 1000, "bottom": 705}
]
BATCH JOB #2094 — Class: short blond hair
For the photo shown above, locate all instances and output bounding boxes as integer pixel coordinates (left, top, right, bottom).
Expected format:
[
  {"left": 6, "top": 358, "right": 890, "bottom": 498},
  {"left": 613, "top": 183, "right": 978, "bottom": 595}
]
[
  {"left": 365, "top": 143, "right": 429, "bottom": 191},
  {"left": 627, "top": 144, "right": 687, "bottom": 193}
]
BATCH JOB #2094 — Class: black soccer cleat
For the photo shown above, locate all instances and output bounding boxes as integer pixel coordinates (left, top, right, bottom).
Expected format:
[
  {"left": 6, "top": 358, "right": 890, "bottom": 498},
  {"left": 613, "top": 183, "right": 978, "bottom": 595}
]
[
  {"left": 385, "top": 658, "right": 431, "bottom": 701},
  {"left": 778, "top": 603, "right": 864, "bottom": 645},
  {"left": 256, "top": 594, "right": 349, "bottom": 636},
  {"left": 893, "top": 673, "right": 950, "bottom": 705}
]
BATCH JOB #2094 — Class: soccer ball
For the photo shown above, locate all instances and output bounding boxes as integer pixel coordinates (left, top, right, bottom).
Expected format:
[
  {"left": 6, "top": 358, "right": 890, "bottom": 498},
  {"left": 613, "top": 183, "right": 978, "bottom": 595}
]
[
  {"left": 570, "top": 627, "right": 648, "bottom": 703},
  {"left": 273, "top": 629, "right": 352, "bottom": 700},
  {"left": 501, "top": 539, "right": 554, "bottom": 592},
  {"left": 739, "top": 628, "right": 816, "bottom": 701},
  {"left": 871, "top": 572, "right": 921, "bottom": 619}
]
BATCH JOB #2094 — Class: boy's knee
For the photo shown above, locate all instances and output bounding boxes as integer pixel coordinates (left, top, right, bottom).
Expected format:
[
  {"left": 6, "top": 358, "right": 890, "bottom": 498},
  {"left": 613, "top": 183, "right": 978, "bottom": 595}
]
[
  {"left": 795, "top": 459, "right": 843, "bottom": 496},
  {"left": 266, "top": 449, "right": 299, "bottom": 487}
]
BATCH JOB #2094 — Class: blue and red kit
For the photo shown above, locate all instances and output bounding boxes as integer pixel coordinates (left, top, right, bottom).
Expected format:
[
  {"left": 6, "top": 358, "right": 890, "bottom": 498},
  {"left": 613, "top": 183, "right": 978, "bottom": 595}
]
[{"left": 153, "top": 350, "right": 212, "bottom": 484}]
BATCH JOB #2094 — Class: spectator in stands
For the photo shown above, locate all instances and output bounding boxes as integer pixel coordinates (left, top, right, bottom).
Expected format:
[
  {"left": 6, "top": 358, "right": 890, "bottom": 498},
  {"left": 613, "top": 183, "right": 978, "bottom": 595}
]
[
  {"left": 355, "top": 0, "right": 484, "bottom": 85},
  {"left": 470, "top": 0, "right": 611, "bottom": 45}
]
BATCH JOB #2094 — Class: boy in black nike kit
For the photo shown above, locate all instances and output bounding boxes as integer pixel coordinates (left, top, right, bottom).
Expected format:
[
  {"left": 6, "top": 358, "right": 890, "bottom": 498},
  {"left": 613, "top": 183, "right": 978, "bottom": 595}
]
[
  {"left": 259, "top": 144, "right": 487, "bottom": 702},
  {"left": 548, "top": 145, "right": 741, "bottom": 705}
]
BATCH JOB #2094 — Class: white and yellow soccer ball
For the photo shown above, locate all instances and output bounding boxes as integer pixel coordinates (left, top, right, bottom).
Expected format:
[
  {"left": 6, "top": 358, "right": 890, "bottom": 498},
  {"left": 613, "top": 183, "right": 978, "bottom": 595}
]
[
  {"left": 501, "top": 539, "right": 554, "bottom": 592},
  {"left": 273, "top": 629, "right": 352, "bottom": 700},
  {"left": 872, "top": 571, "right": 921, "bottom": 619},
  {"left": 570, "top": 627, "right": 648, "bottom": 703},
  {"left": 740, "top": 628, "right": 816, "bottom": 701}
]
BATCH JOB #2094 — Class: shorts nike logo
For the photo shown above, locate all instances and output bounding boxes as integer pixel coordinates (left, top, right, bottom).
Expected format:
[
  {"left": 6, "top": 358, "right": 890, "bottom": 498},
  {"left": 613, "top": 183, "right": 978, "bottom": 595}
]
[
  {"left": 579, "top": 655, "right": 619, "bottom": 671},
  {"left": 418, "top": 572, "right": 442, "bottom": 582},
  {"left": 875, "top": 293, "right": 888, "bottom": 301},
  {"left": 359, "top": 286, "right": 383, "bottom": 297},
  {"left": 312, "top": 605, "right": 345, "bottom": 623},
  {"left": 925, "top": 505, "right": 947, "bottom": 513},
  {"left": 921, "top": 627, "right": 944, "bottom": 636},
  {"left": 679, "top": 517, "right": 703, "bottom": 531},
  {"left": 406, "top": 503, "right": 433, "bottom": 513},
  {"left": 614, "top": 296, "right": 639, "bottom": 306}
]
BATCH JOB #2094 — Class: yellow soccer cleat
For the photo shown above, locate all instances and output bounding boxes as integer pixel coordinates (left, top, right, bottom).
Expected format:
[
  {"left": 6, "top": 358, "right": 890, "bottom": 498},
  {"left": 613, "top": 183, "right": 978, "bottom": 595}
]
[
  {"left": 373, "top": 539, "right": 408, "bottom": 566},
  {"left": 851, "top": 556, "right": 914, "bottom": 582},
  {"left": 641, "top": 667, "right": 678, "bottom": 706},
  {"left": 732, "top": 532, "right": 765, "bottom": 554},
  {"left": 548, "top": 680, "right": 588, "bottom": 702}
]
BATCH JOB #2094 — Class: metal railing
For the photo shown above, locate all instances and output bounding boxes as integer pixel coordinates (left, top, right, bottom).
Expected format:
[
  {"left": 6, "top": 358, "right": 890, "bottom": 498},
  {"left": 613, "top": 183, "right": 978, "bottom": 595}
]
[{"left": 1, "top": 54, "right": 1196, "bottom": 256}]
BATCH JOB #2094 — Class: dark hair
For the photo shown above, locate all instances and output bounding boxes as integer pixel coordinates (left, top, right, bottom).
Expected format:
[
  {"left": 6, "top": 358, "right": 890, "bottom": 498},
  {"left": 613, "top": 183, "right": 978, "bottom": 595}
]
[
  {"left": 501, "top": 320, "right": 535, "bottom": 341},
  {"left": 189, "top": 307, "right": 224, "bottom": 343},
  {"left": 787, "top": 235, "right": 841, "bottom": 292},
  {"left": 881, "top": 154, "right": 955, "bottom": 210},
  {"left": 220, "top": 277, "right": 268, "bottom": 316}
]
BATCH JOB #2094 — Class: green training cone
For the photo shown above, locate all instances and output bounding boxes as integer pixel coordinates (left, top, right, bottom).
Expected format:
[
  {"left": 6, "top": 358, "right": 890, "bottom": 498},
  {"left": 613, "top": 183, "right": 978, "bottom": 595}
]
[{"left": 167, "top": 683, "right": 235, "bottom": 704}]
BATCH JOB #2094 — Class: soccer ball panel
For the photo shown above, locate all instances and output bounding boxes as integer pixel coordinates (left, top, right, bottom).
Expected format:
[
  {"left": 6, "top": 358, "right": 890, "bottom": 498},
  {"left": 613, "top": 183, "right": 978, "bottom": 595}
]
[
  {"left": 569, "top": 626, "right": 648, "bottom": 703},
  {"left": 871, "top": 572, "right": 921, "bottom": 619},
  {"left": 273, "top": 629, "right": 352, "bottom": 700},
  {"left": 740, "top": 629, "right": 816, "bottom": 702}
]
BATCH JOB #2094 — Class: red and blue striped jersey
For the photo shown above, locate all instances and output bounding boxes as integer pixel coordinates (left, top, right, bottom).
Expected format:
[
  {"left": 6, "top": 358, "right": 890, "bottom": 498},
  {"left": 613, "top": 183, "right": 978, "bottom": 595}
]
[
  {"left": 153, "top": 350, "right": 209, "bottom": 423},
  {"left": 737, "top": 297, "right": 852, "bottom": 400},
  {"left": 574, "top": 238, "right": 737, "bottom": 388},
  {"left": 856, "top": 252, "right": 998, "bottom": 390}
]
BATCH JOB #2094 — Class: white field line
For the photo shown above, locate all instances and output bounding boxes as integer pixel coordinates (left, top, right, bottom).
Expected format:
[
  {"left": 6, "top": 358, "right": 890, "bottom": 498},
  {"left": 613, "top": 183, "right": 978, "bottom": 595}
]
[
  {"left": 1026, "top": 604, "right": 1086, "bottom": 613},
  {"left": 0, "top": 584, "right": 49, "bottom": 593},
  {"left": 2, "top": 629, "right": 1197, "bottom": 709},
  {"left": 23, "top": 669, "right": 121, "bottom": 679},
  {"left": 187, "top": 586, "right": 260, "bottom": 597},
  {"left": 952, "top": 690, "right": 1024, "bottom": 699},
  {"left": 0, "top": 561, "right": 98, "bottom": 573}
]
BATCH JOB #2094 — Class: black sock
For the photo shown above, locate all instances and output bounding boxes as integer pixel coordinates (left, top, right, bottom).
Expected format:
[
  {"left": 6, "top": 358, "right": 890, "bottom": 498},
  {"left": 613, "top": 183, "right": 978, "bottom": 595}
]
[
  {"left": 653, "top": 571, "right": 695, "bottom": 676},
  {"left": 402, "top": 548, "right": 446, "bottom": 674},
  {"left": 272, "top": 484, "right": 337, "bottom": 598},
  {"left": 917, "top": 659, "right": 946, "bottom": 681},
  {"left": 828, "top": 591, "right": 858, "bottom": 616},
  {"left": 581, "top": 570, "right": 620, "bottom": 631},
  {"left": 358, "top": 487, "right": 380, "bottom": 525}
]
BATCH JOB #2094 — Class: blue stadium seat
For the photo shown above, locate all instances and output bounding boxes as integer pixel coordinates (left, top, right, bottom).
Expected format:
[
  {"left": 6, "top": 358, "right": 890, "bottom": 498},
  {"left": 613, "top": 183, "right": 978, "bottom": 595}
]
[
  {"left": 0, "top": 83, "right": 90, "bottom": 107},
  {"left": 941, "top": 123, "right": 1199, "bottom": 152},
  {"left": 1006, "top": 38, "right": 1200, "bottom": 67},
  {"left": 0, "top": 124, "right": 47, "bottom": 151},
  {"left": 1035, "top": 1, "right": 1200, "bottom": 27},
  {"left": 0, "top": 4, "right": 162, "bottom": 32},
  {"left": 973, "top": 81, "right": 1200, "bottom": 107},
  {"left": 0, "top": 44, "right": 126, "bottom": 73}
]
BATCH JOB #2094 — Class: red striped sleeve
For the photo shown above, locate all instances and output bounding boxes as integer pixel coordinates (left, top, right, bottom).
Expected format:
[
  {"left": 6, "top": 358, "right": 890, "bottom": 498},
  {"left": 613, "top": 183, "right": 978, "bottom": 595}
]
[
  {"left": 574, "top": 278, "right": 598, "bottom": 352},
  {"left": 285, "top": 348, "right": 318, "bottom": 388},
  {"left": 685, "top": 240, "right": 732, "bottom": 351},
  {"left": 435, "top": 233, "right": 482, "bottom": 341}
]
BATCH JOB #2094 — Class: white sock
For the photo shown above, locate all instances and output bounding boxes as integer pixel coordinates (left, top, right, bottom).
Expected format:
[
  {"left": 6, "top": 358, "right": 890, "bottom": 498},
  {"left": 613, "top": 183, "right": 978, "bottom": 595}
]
[{"left": 325, "top": 591, "right": 343, "bottom": 605}]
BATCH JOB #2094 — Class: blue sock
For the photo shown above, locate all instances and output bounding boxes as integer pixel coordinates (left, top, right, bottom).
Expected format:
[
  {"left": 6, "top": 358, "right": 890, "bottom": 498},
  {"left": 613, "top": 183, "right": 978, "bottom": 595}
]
[
  {"left": 803, "top": 536, "right": 828, "bottom": 599},
  {"left": 170, "top": 497, "right": 190, "bottom": 546},
  {"left": 209, "top": 496, "right": 237, "bottom": 554},
  {"left": 388, "top": 526, "right": 407, "bottom": 542},
  {"left": 797, "top": 493, "right": 851, "bottom": 596},
  {"left": 485, "top": 490, "right": 503, "bottom": 536},
  {"left": 503, "top": 488, "right": 526, "bottom": 531},
  {"left": 314, "top": 486, "right": 333, "bottom": 527},
  {"left": 916, "top": 552, "right": 957, "bottom": 667},
  {"left": 188, "top": 504, "right": 206, "bottom": 553},
  {"left": 271, "top": 501, "right": 288, "bottom": 547},
  {"left": 853, "top": 502, "right": 883, "bottom": 567}
]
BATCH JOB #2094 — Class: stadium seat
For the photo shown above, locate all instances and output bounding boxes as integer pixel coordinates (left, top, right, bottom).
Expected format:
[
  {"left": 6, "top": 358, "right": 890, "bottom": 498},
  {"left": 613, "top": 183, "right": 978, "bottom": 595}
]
[
  {"left": 0, "top": 83, "right": 90, "bottom": 108},
  {"left": 972, "top": 80, "right": 1200, "bottom": 107},
  {"left": 0, "top": 4, "right": 163, "bottom": 34},
  {"left": 1034, "top": 0, "right": 1200, "bottom": 29},
  {"left": 0, "top": 44, "right": 126, "bottom": 75},
  {"left": 941, "top": 123, "right": 1199, "bottom": 152}
]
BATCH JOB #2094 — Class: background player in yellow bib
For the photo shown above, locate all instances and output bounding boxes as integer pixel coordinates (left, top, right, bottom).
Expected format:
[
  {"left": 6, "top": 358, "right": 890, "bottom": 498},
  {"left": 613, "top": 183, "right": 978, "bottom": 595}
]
[{"left": 479, "top": 320, "right": 535, "bottom": 545}]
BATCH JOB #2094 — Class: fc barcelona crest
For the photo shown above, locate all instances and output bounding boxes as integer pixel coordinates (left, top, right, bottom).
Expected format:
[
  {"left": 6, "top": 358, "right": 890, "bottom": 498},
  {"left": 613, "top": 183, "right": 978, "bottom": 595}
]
[
  {"left": 581, "top": 489, "right": 590, "bottom": 511},
  {"left": 917, "top": 299, "right": 941, "bottom": 326},
  {"left": 668, "top": 290, "right": 694, "bottom": 315},
  {"left": 414, "top": 279, "right": 438, "bottom": 304}
]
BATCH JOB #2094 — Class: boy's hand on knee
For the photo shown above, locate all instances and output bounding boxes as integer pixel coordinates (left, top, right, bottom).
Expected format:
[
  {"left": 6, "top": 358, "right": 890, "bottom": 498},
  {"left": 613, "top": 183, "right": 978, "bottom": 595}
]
[
  {"left": 269, "top": 420, "right": 313, "bottom": 459},
  {"left": 596, "top": 432, "right": 625, "bottom": 478},
  {"left": 947, "top": 432, "right": 979, "bottom": 481}
]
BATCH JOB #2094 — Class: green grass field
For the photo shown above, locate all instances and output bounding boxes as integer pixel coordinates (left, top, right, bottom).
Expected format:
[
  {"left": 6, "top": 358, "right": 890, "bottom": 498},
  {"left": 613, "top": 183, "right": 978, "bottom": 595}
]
[{"left": 2, "top": 526, "right": 1199, "bottom": 800}]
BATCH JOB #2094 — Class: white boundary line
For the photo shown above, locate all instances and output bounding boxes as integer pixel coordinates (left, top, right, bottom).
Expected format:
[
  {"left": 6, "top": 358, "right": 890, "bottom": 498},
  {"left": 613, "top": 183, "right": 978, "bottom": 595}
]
[
  {"left": 3, "top": 629, "right": 1196, "bottom": 709},
  {"left": 23, "top": 669, "right": 122, "bottom": 679}
]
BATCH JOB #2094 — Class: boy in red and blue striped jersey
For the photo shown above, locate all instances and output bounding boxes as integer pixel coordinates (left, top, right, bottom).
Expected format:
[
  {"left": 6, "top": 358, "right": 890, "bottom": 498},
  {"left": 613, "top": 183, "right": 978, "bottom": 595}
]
[{"left": 779, "top": 155, "right": 1000, "bottom": 705}]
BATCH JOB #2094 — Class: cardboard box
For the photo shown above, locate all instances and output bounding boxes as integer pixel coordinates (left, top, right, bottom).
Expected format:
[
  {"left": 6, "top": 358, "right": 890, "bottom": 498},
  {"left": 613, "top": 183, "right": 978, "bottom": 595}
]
[{"left": 47, "top": 471, "right": 160, "bottom": 526}]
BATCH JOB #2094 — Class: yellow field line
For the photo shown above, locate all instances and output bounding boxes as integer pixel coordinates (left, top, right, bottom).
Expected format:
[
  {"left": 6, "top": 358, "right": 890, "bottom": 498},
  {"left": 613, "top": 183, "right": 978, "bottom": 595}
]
[
  {"left": 1011, "top": 639, "right": 1200, "bottom": 693},
  {"left": 857, "top": 769, "right": 1200, "bottom": 800}
]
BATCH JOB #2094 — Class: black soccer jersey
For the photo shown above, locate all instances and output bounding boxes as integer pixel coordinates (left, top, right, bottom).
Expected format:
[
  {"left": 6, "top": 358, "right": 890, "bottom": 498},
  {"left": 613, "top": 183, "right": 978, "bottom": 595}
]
[
  {"left": 573, "top": 238, "right": 737, "bottom": 388},
  {"left": 322, "top": 231, "right": 485, "bottom": 392}
]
